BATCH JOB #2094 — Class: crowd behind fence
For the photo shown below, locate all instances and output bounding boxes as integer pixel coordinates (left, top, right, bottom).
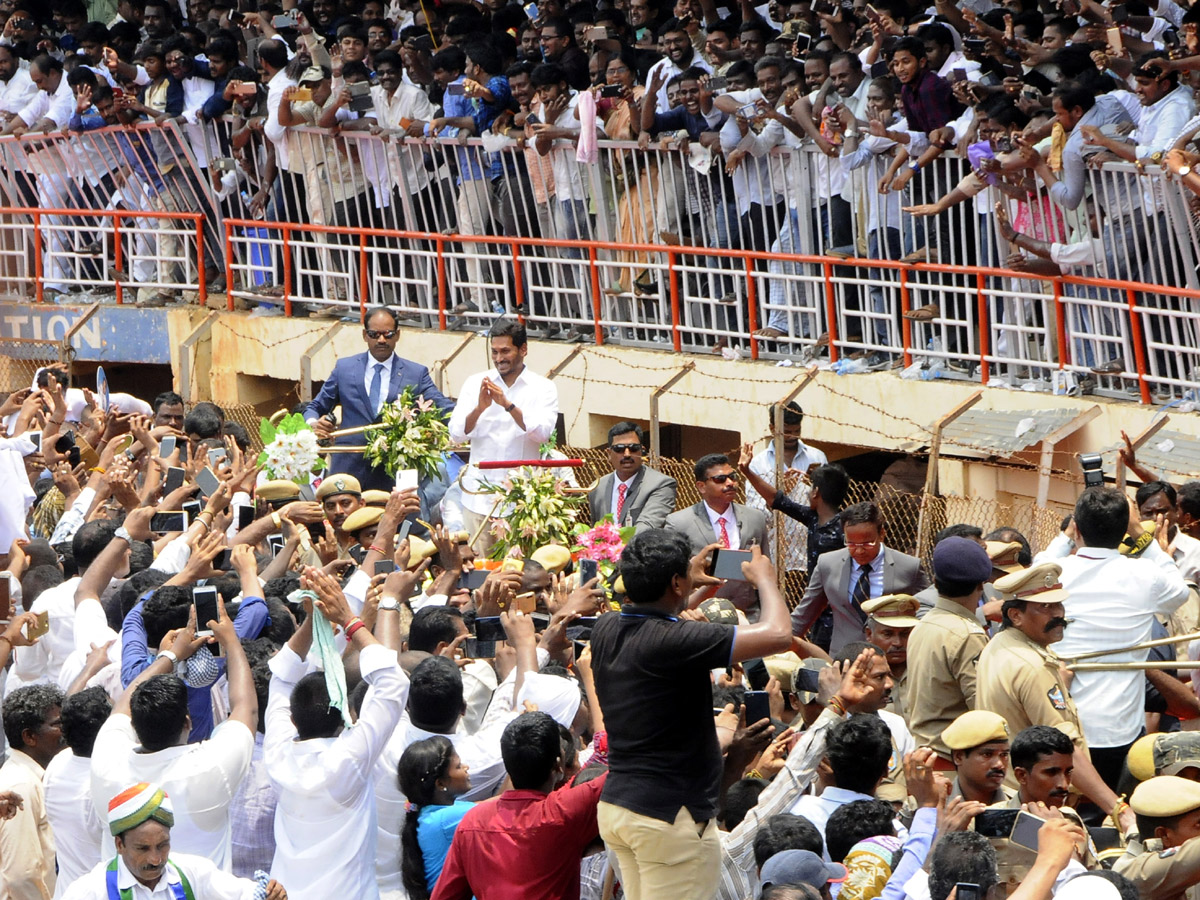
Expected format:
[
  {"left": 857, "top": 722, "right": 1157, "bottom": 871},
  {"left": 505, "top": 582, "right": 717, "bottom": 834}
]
[{"left": 2, "top": 119, "right": 1199, "bottom": 405}]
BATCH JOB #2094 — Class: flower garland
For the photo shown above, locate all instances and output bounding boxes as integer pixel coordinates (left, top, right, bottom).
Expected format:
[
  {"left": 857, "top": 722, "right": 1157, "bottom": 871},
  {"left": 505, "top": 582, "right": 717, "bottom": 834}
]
[
  {"left": 257, "top": 413, "right": 326, "bottom": 484},
  {"left": 478, "top": 466, "right": 585, "bottom": 560},
  {"left": 362, "top": 387, "right": 453, "bottom": 482}
]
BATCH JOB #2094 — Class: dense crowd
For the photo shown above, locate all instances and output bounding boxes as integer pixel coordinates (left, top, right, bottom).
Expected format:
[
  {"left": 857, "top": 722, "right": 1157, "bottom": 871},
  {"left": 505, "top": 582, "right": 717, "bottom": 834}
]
[
  {"left": 1, "top": 316, "right": 1200, "bottom": 900},
  {"left": 2, "top": 0, "right": 1200, "bottom": 377}
]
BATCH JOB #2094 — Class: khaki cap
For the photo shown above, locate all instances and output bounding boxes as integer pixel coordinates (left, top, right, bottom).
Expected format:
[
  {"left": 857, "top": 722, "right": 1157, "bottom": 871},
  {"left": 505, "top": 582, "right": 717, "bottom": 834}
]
[
  {"left": 993, "top": 562, "right": 1069, "bottom": 605},
  {"left": 256, "top": 480, "right": 300, "bottom": 502},
  {"left": 315, "top": 475, "right": 362, "bottom": 501},
  {"left": 1127, "top": 733, "right": 1200, "bottom": 782},
  {"left": 986, "top": 540, "right": 1025, "bottom": 574},
  {"left": 861, "top": 594, "right": 921, "bottom": 628},
  {"left": 942, "top": 710, "right": 1010, "bottom": 751},
  {"left": 698, "top": 597, "right": 738, "bottom": 625},
  {"left": 1129, "top": 775, "right": 1200, "bottom": 817},
  {"left": 530, "top": 544, "right": 572, "bottom": 574},
  {"left": 361, "top": 490, "right": 390, "bottom": 507},
  {"left": 342, "top": 506, "right": 383, "bottom": 535},
  {"left": 407, "top": 536, "right": 438, "bottom": 568}
]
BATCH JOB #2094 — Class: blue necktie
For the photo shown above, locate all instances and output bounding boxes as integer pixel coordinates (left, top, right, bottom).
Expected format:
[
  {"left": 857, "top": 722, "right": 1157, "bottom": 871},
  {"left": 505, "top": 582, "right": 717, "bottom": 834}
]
[{"left": 368, "top": 362, "right": 384, "bottom": 416}]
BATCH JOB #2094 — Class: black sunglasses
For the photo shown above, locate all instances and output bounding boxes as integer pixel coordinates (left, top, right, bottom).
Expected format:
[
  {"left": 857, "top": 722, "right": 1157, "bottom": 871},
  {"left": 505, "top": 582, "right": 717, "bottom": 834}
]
[
  {"left": 708, "top": 473, "right": 739, "bottom": 484},
  {"left": 365, "top": 329, "right": 397, "bottom": 339},
  {"left": 610, "top": 443, "right": 644, "bottom": 454}
]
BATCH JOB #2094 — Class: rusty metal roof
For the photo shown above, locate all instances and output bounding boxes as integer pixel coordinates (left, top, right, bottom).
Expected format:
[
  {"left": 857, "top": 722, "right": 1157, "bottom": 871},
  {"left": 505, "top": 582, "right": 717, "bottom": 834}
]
[
  {"left": 936, "top": 408, "right": 1083, "bottom": 456},
  {"left": 1102, "top": 428, "right": 1200, "bottom": 480}
]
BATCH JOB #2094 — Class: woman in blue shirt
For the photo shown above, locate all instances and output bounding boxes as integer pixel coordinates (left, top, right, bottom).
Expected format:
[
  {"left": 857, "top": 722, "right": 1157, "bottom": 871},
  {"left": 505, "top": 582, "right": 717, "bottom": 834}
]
[{"left": 400, "top": 735, "right": 473, "bottom": 899}]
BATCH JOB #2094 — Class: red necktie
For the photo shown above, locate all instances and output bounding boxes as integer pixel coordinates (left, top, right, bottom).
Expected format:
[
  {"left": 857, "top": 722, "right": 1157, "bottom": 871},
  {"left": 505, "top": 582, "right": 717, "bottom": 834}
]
[
  {"left": 616, "top": 483, "right": 628, "bottom": 520},
  {"left": 718, "top": 517, "right": 731, "bottom": 549}
]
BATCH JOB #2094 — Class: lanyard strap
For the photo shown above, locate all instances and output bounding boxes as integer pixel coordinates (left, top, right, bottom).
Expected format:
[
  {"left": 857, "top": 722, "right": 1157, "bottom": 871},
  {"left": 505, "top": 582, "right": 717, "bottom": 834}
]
[{"left": 106, "top": 857, "right": 194, "bottom": 900}]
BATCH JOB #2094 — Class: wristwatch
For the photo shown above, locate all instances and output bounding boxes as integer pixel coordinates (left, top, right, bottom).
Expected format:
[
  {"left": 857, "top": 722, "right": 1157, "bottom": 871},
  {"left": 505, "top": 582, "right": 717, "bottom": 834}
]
[
  {"left": 378, "top": 597, "right": 400, "bottom": 612},
  {"left": 1150, "top": 149, "right": 1165, "bottom": 165},
  {"left": 157, "top": 649, "right": 178, "bottom": 665},
  {"left": 505, "top": 402, "right": 516, "bottom": 412},
  {"left": 845, "top": 129, "right": 860, "bottom": 139},
  {"left": 114, "top": 526, "right": 133, "bottom": 545}
]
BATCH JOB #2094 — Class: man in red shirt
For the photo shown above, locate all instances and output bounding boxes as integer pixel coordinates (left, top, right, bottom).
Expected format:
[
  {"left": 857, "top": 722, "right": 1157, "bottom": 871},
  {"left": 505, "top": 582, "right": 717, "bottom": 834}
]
[{"left": 431, "top": 711, "right": 606, "bottom": 900}]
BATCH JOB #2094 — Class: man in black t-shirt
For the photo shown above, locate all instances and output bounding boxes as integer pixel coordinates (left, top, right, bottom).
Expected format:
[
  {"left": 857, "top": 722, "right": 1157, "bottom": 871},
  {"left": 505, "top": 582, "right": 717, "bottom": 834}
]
[{"left": 590, "top": 529, "right": 792, "bottom": 900}]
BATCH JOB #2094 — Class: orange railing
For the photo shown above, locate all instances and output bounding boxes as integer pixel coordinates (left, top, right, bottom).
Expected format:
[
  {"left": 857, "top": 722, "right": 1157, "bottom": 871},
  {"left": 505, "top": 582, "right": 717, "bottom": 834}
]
[{"left": 221, "top": 216, "right": 1197, "bottom": 406}]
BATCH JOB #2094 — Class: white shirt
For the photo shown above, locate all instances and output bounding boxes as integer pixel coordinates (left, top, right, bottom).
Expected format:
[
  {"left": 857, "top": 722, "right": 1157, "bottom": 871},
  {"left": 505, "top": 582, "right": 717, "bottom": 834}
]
[
  {"left": 746, "top": 441, "right": 828, "bottom": 572},
  {"left": 8, "top": 576, "right": 81, "bottom": 694},
  {"left": 45, "top": 750, "right": 104, "bottom": 898},
  {"left": 546, "top": 92, "right": 589, "bottom": 202},
  {"left": 705, "top": 501, "right": 740, "bottom": 549},
  {"left": 90, "top": 715, "right": 255, "bottom": 871},
  {"left": 266, "top": 643, "right": 409, "bottom": 900},
  {"left": 646, "top": 53, "right": 714, "bottom": 112},
  {"left": 176, "top": 74, "right": 217, "bottom": 167},
  {"left": 1171, "top": 530, "right": 1200, "bottom": 585},
  {"left": 368, "top": 83, "right": 434, "bottom": 196},
  {"left": 791, "top": 785, "right": 904, "bottom": 861},
  {"left": 0, "top": 68, "right": 36, "bottom": 115},
  {"left": 448, "top": 366, "right": 559, "bottom": 515},
  {"left": 1041, "top": 540, "right": 1189, "bottom": 747},
  {"left": 17, "top": 73, "right": 74, "bottom": 130},
  {"left": 363, "top": 353, "right": 395, "bottom": 417},
  {"left": 264, "top": 64, "right": 298, "bottom": 172},
  {"left": 60, "top": 852, "right": 258, "bottom": 900}
]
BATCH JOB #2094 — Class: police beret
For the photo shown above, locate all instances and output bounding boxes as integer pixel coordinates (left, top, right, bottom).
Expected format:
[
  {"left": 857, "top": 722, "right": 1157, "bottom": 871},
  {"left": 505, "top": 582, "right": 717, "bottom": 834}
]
[
  {"left": 407, "top": 536, "right": 438, "bottom": 568},
  {"left": 932, "top": 537, "right": 994, "bottom": 584},
  {"left": 1127, "top": 733, "right": 1200, "bottom": 782},
  {"left": 985, "top": 540, "right": 1025, "bottom": 574},
  {"left": 861, "top": 594, "right": 921, "bottom": 628},
  {"left": 256, "top": 480, "right": 301, "bottom": 502},
  {"left": 342, "top": 506, "right": 383, "bottom": 535},
  {"left": 1129, "top": 775, "right": 1200, "bottom": 818},
  {"left": 942, "top": 710, "right": 1010, "bottom": 751},
  {"left": 530, "top": 544, "right": 572, "bottom": 575},
  {"left": 315, "top": 475, "right": 362, "bottom": 501},
  {"left": 698, "top": 597, "right": 739, "bottom": 625},
  {"left": 994, "top": 562, "right": 1069, "bottom": 605}
]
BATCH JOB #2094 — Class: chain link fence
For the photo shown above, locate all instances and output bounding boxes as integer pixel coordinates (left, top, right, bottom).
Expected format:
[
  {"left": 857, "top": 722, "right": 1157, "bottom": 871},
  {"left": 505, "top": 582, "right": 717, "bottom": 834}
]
[
  {"left": 563, "top": 445, "right": 1071, "bottom": 603},
  {"left": 0, "top": 339, "right": 64, "bottom": 394}
]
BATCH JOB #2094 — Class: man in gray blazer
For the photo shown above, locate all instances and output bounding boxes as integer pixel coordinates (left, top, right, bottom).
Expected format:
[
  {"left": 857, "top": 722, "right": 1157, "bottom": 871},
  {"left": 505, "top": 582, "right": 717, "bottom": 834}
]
[
  {"left": 587, "top": 422, "right": 678, "bottom": 532},
  {"left": 665, "top": 453, "right": 770, "bottom": 614},
  {"left": 791, "top": 501, "right": 930, "bottom": 655}
]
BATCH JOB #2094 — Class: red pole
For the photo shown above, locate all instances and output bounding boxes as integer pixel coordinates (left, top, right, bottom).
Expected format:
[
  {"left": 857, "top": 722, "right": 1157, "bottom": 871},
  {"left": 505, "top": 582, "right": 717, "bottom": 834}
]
[
  {"left": 668, "top": 250, "right": 681, "bottom": 352},
  {"left": 976, "top": 272, "right": 988, "bottom": 385},
  {"left": 1126, "top": 287, "right": 1152, "bottom": 404},
  {"left": 823, "top": 260, "right": 839, "bottom": 363},
  {"left": 113, "top": 215, "right": 123, "bottom": 306},
  {"left": 745, "top": 256, "right": 759, "bottom": 361},
  {"left": 589, "top": 246, "right": 604, "bottom": 345}
]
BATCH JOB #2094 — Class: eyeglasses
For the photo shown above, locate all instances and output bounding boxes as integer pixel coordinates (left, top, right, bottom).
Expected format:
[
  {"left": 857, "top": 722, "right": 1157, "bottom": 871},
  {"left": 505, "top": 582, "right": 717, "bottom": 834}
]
[
  {"left": 365, "top": 329, "right": 397, "bottom": 339},
  {"left": 708, "top": 473, "right": 739, "bottom": 484},
  {"left": 846, "top": 539, "right": 881, "bottom": 548},
  {"left": 610, "top": 443, "right": 643, "bottom": 454}
]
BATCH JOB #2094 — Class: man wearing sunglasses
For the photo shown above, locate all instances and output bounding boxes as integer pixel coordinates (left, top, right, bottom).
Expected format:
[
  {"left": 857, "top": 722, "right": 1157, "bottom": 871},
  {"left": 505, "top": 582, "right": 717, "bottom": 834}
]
[
  {"left": 665, "top": 453, "right": 769, "bottom": 615},
  {"left": 304, "top": 306, "right": 452, "bottom": 491},
  {"left": 587, "top": 421, "right": 677, "bottom": 533}
]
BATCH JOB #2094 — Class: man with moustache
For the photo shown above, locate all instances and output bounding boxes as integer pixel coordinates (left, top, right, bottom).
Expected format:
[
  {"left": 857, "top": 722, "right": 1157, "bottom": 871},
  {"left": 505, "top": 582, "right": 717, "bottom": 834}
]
[
  {"left": 861, "top": 595, "right": 919, "bottom": 719},
  {"left": 942, "top": 711, "right": 1013, "bottom": 805},
  {"left": 665, "top": 454, "right": 769, "bottom": 615},
  {"left": 978, "top": 563, "right": 1135, "bottom": 829},
  {"left": 986, "top": 726, "right": 1098, "bottom": 893}
]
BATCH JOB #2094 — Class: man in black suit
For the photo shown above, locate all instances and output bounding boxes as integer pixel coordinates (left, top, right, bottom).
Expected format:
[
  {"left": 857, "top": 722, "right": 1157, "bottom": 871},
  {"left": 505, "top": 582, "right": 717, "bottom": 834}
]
[
  {"left": 790, "top": 501, "right": 931, "bottom": 655},
  {"left": 303, "top": 306, "right": 452, "bottom": 493},
  {"left": 665, "top": 453, "right": 769, "bottom": 614},
  {"left": 587, "top": 422, "right": 677, "bottom": 533}
]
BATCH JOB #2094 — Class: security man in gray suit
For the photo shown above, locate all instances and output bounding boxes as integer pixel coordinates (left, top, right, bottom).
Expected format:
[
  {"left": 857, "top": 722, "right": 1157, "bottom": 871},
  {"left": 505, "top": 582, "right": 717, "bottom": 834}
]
[
  {"left": 587, "top": 422, "right": 678, "bottom": 533},
  {"left": 665, "top": 453, "right": 769, "bottom": 615},
  {"left": 790, "top": 501, "right": 930, "bottom": 655}
]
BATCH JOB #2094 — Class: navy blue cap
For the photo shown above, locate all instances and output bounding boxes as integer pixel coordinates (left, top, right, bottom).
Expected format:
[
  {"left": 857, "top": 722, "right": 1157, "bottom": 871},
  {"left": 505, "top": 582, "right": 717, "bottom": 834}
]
[{"left": 932, "top": 536, "right": 993, "bottom": 584}]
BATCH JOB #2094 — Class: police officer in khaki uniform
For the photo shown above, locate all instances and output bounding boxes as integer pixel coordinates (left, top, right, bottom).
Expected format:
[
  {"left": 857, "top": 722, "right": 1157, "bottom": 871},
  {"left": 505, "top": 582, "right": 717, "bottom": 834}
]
[
  {"left": 977, "top": 563, "right": 1134, "bottom": 831},
  {"left": 862, "top": 594, "right": 920, "bottom": 720},
  {"left": 1115, "top": 776, "right": 1200, "bottom": 900},
  {"left": 906, "top": 538, "right": 993, "bottom": 764},
  {"left": 987, "top": 726, "right": 1099, "bottom": 891},
  {"left": 1127, "top": 734, "right": 1200, "bottom": 787},
  {"left": 943, "top": 710, "right": 1014, "bottom": 805}
]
